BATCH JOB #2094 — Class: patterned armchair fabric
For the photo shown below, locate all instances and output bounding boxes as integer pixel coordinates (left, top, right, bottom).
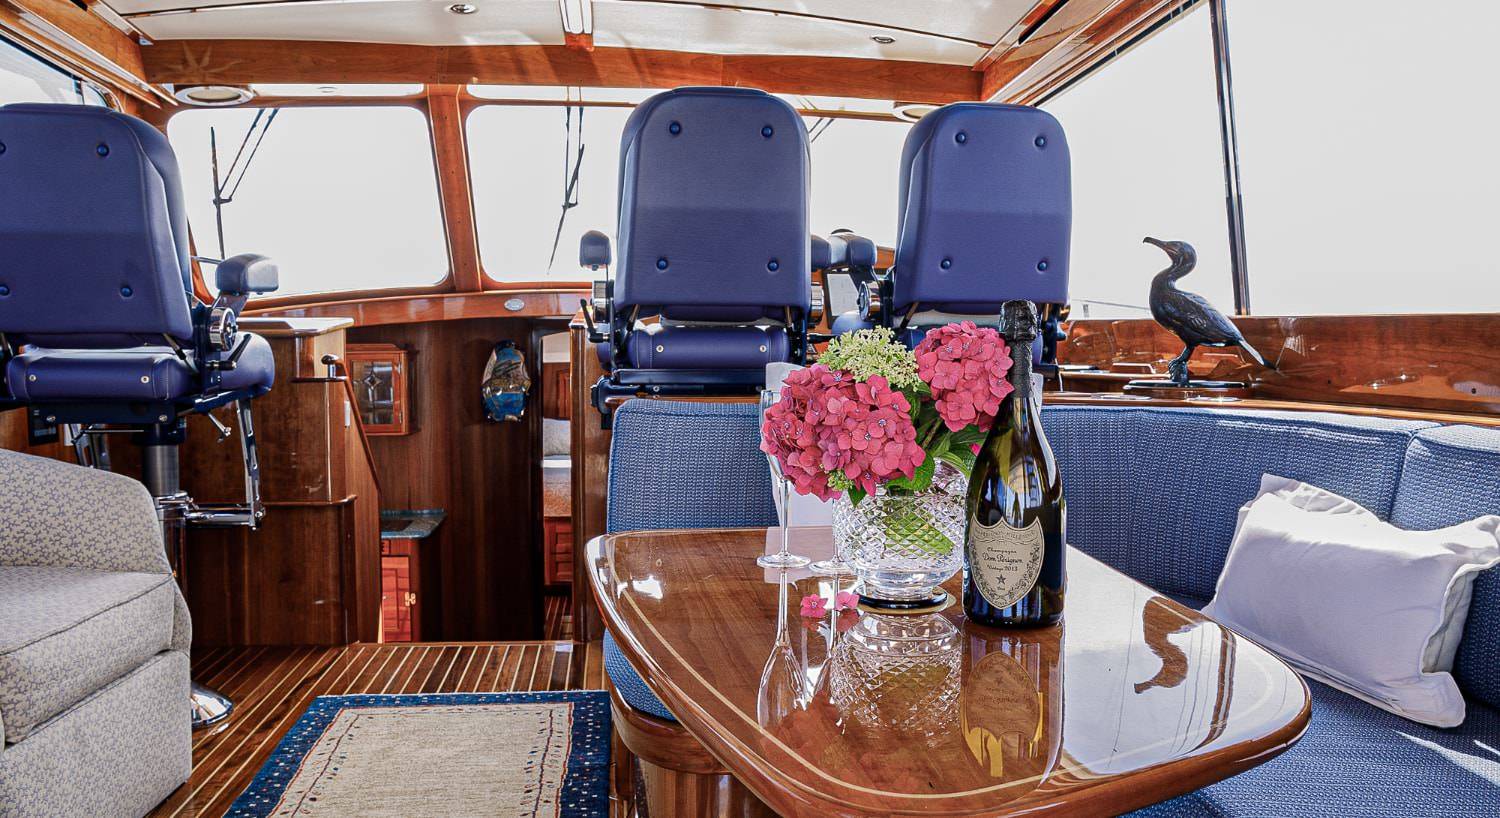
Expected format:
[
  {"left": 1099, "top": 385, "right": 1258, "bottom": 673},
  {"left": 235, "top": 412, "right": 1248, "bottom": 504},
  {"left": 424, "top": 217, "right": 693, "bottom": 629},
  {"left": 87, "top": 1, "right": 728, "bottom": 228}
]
[
  {"left": 0, "top": 448, "right": 192, "bottom": 816},
  {"left": 0, "top": 448, "right": 171, "bottom": 575}
]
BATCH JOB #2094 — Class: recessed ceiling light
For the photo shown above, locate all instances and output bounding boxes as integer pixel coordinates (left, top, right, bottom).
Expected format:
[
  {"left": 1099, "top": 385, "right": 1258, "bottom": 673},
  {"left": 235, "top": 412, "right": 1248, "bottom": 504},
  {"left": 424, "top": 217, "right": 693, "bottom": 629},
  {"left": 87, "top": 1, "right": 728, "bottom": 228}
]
[
  {"left": 449, "top": 3, "right": 477, "bottom": 14},
  {"left": 173, "top": 85, "right": 255, "bottom": 107},
  {"left": 316, "top": 85, "right": 338, "bottom": 95},
  {"left": 871, "top": 35, "right": 896, "bottom": 44}
]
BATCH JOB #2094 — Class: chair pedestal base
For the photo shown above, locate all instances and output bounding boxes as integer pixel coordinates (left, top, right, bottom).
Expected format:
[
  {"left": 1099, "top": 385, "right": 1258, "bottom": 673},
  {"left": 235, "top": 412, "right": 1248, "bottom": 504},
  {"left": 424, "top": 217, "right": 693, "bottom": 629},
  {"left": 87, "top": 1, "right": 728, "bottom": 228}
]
[{"left": 191, "top": 681, "right": 233, "bottom": 729}]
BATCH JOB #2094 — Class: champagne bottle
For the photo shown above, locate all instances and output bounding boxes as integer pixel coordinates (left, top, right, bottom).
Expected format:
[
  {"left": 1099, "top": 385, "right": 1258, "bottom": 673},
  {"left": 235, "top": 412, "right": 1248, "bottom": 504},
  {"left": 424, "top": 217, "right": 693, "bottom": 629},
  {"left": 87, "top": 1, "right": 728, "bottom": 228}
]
[{"left": 963, "top": 300, "right": 1066, "bottom": 627}]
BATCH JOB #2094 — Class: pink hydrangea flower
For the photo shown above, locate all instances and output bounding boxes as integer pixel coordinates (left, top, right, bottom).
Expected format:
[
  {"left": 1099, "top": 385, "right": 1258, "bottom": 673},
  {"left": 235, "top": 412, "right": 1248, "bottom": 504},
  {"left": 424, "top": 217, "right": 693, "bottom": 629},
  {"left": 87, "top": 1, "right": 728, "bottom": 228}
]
[
  {"left": 834, "top": 591, "right": 860, "bottom": 612},
  {"left": 762, "top": 365, "right": 925, "bottom": 499},
  {"left": 799, "top": 594, "right": 828, "bottom": 617},
  {"left": 912, "top": 321, "right": 1015, "bottom": 432}
]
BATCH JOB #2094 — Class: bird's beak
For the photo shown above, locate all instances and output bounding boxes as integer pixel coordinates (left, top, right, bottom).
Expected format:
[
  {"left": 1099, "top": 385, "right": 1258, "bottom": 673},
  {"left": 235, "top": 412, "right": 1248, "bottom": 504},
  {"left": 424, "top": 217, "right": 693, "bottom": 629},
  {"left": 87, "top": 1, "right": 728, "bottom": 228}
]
[{"left": 1143, "top": 236, "right": 1169, "bottom": 250}]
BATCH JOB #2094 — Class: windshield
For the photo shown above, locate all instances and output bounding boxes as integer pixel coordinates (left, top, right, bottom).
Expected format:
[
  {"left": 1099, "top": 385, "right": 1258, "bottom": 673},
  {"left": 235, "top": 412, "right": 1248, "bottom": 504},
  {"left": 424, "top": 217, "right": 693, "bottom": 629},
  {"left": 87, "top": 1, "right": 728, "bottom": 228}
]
[{"left": 168, "top": 105, "right": 449, "bottom": 297}]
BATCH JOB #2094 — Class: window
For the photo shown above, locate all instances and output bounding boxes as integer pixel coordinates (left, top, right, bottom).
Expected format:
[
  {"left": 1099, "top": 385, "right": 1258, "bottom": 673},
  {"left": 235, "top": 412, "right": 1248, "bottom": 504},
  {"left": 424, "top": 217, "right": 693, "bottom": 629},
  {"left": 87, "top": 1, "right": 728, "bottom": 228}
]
[
  {"left": 167, "top": 106, "right": 448, "bottom": 297},
  {"left": 468, "top": 102, "right": 909, "bottom": 282},
  {"left": 1042, "top": 4, "right": 1232, "bottom": 319},
  {"left": 806, "top": 116, "right": 910, "bottom": 248},
  {"left": 1, "top": 37, "right": 108, "bottom": 106},
  {"left": 469, "top": 104, "right": 631, "bottom": 281},
  {"left": 1230, "top": 0, "right": 1500, "bottom": 314}
]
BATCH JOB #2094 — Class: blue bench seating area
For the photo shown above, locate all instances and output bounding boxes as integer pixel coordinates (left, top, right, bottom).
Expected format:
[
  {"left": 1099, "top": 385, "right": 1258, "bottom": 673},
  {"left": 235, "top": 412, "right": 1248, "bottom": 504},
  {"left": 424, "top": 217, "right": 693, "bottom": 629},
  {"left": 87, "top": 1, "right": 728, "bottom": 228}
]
[{"left": 602, "top": 399, "right": 1500, "bottom": 816}]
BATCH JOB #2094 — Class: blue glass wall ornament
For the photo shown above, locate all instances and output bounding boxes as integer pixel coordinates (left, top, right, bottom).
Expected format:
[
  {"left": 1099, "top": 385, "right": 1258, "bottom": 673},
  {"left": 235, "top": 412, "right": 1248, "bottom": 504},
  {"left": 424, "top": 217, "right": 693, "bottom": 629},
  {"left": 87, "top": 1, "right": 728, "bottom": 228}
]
[{"left": 481, "top": 340, "right": 531, "bottom": 422}]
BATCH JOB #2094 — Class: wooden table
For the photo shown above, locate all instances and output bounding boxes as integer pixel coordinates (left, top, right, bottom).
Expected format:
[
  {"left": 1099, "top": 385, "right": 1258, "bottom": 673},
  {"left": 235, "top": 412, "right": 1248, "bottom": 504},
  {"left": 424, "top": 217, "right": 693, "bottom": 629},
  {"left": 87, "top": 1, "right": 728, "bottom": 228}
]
[{"left": 589, "top": 527, "right": 1311, "bottom": 817}]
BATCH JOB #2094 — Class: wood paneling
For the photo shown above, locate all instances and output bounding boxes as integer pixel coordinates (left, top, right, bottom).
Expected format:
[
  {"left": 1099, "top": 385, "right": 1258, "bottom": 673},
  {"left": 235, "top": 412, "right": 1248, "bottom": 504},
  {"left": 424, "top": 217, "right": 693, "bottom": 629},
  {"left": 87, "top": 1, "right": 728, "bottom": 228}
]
[
  {"left": 541, "top": 362, "right": 571, "bottom": 419},
  {"left": 143, "top": 325, "right": 386, "bottom": 647},
  {"left": 589, "top": 527, "right": 1310, "bottom": 817},
  {"left": 569, "top": 317, "right": 609, "bottom": 641},
  {"left": 348, "top": 318, "right": 554, "bottom": 641},
  {"left": 147, "top": 639, "right": 605, "bottom": 818},
  {"left": 256, "top": 290, "right": 586, "bottom": 328},
  {"left": 1059, "top": 314, "right": 1500, "bottom": 418},
  {"left": 140, "top": 40, "right": 982, "bottom": 104}
]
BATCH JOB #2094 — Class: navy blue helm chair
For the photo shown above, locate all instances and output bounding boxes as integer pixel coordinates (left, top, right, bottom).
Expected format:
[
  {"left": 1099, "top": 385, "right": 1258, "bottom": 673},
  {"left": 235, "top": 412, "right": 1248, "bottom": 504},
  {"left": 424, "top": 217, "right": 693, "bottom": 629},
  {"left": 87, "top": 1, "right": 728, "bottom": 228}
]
[
  {"left": 579, "top": 87, "right": 815, "bottom": 416},
  {"left": 834, "top": 102, "right": 1071, "bottom": 367},
  {"left": 0, "top": 103, "right": 280, "bottom": 727}
]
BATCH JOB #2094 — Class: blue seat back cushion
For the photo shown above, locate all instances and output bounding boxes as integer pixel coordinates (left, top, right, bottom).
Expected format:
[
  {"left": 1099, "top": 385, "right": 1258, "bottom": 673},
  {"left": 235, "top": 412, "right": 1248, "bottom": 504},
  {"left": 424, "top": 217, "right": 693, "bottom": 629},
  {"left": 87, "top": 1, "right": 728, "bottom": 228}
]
[
  {"left": 614, "top": 87, "right": 810, "bottom": 318},
  {"left": 894, "top": 103, "right": 1070, "bottom": 314},
  {"left": 607, "top": 399, "right": 777, "bottom": 534},
  {"left": 1042, "top": 406, "right": 1433, "bottom": 600},
  {"left": 604, "top": 400, "right": 778, "bottom": 721},
  {"left": 1391, "top": 424, "right": 1500, "bottom": 709},
  {"left": 0, "top": 103, "right": 194, "bottom": 344}
]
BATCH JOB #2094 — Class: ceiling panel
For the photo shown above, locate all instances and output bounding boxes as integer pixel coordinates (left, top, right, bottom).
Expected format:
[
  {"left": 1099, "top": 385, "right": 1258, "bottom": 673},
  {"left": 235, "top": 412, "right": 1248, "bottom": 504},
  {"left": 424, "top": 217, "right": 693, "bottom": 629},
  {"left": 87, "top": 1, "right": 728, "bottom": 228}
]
[
  {"left": 118, "top": 0, "right": 998, "bottom": 64},
  {"left": 127, "top": 1, "right": 566, "bottom": 46}
]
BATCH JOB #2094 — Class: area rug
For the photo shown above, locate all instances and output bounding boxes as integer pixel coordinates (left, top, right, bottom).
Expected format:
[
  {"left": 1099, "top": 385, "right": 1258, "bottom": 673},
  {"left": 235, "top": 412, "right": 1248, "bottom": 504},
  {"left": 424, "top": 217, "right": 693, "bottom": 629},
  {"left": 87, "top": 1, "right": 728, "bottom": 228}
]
[{"left": 226, "top": 691, "right": 610, "bottom": 818}]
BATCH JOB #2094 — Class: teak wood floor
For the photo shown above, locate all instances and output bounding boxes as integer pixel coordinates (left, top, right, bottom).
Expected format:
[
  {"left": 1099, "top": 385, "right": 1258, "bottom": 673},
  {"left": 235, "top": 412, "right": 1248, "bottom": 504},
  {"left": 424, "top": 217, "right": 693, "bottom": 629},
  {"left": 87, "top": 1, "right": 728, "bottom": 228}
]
[{"left": 150, "top": 597, "right": 603, "bottom": 817}]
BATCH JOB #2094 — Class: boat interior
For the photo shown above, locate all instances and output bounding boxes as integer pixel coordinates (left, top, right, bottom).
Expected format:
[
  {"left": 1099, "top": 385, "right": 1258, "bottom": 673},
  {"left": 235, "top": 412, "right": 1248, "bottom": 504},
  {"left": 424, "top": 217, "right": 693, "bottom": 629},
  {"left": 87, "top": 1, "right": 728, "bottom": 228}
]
[{"left": 0, "top": 1, "right": 1497, "bottom": 816}]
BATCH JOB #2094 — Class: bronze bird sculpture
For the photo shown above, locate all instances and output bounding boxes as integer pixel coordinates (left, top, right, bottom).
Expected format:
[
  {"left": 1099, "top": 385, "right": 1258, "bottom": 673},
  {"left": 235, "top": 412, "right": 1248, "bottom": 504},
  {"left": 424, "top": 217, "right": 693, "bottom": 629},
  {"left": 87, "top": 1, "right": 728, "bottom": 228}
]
[{"left": 1144, "top": 237, "right": 1270, "bottom": 386}]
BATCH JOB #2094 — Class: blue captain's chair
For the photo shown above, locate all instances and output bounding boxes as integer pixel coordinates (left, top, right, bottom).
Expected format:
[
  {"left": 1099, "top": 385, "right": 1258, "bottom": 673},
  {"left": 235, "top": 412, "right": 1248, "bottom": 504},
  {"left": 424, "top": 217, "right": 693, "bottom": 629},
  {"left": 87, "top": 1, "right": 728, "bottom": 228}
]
[
  {"left": 836, "top": 102, "right": 1071, "bottom": 367},
  {"left": 0, "top": 103, "right": 280, "bottom": 727},
  {"left": 580, "top": 87, "right": 812, "bottom": 416}
]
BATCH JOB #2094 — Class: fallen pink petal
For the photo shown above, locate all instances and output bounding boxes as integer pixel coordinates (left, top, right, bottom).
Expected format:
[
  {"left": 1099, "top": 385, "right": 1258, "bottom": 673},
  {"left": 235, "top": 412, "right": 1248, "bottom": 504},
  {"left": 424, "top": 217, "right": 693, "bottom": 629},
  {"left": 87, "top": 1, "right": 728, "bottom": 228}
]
[{"left": 799, "top": 594, "right": 829, "bottom": 617}]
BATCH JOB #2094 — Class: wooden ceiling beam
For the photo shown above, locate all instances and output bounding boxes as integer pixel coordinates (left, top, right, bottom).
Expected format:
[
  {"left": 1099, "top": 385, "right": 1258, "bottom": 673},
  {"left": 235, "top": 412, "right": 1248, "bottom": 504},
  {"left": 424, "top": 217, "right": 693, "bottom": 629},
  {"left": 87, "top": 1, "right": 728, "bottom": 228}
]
[{"left": 139, "top": 40, "right": 983, "bottom": 103}]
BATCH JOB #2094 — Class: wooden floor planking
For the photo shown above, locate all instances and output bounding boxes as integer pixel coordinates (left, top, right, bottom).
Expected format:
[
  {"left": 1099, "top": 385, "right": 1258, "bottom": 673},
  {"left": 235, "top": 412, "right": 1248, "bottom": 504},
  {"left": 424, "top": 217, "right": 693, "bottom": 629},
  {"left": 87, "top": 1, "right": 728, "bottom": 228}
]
[{"left": 151, "top": 640, "right": 606, "bottom": 817}]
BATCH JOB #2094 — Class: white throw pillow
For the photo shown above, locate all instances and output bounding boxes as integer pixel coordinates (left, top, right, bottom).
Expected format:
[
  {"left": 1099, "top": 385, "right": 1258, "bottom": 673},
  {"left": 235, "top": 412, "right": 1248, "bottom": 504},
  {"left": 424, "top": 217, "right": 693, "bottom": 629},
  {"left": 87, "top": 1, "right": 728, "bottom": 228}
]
[{"left": 1203, "top": 474, "right": 1500, "bottom": 727}]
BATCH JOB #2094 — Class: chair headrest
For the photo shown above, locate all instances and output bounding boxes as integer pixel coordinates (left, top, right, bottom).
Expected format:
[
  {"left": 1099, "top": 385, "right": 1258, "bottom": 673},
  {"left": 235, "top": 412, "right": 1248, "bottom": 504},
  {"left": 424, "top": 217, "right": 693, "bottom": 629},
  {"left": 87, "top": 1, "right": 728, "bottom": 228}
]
[
  {"left": 614, "top": 87, "right": 810, "bottom": 320},
  {"left": 894, "top": 103, "right": 1070, "bottom": 316},
  {"left": 0, "top": 103, "right": 195, "bottom": 343}
]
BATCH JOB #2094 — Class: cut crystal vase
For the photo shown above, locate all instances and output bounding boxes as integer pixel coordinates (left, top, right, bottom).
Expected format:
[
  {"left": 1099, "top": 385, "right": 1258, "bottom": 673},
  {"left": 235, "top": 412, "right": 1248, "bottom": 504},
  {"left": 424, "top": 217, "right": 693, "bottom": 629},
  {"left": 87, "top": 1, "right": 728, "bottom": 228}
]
[{"left": 831, "top": 461, "right": 968, "bottom": 606}]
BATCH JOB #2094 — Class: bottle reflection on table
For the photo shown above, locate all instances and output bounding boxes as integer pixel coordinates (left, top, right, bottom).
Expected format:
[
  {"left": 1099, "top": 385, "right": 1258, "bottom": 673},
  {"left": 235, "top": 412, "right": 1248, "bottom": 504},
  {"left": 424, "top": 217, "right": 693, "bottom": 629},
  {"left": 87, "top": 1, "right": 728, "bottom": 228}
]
[{"left": 961, "top": 622, "right": 1065, "bottom": 784}]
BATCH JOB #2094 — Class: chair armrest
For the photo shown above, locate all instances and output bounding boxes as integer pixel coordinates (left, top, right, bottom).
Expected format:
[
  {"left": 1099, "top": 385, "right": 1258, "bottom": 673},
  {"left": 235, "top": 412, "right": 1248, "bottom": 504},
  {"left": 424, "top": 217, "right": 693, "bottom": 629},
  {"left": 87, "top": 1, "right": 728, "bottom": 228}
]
[
  {"left": 580, "top": 231, "right": 612, "bottom": 270},
  {"left": 0, "top": 450, "right": 170, "bottom": 575},
  {"left": 215, "top": 253, "right": 280, "bottom": 295}
]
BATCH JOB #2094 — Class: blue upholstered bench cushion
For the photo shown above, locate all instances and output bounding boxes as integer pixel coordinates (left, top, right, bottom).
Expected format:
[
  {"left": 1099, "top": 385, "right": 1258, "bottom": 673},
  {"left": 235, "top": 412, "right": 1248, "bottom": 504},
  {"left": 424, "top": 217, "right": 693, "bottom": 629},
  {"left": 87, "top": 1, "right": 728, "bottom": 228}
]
[
  {"left": 1041, "top": 406, "right": 1433, "bottom": 600},
  {"left": 604, "top": 630, "right": 675, "bottom": 722},
  {"left": 1391, "top": 425, "right": 1500, "bottom": 710},
  {"left": 604, "top": 400, "right": 779, "bottom": 723},
  {"left": 1131, "top": 680, "right": 1500, "bottom": 817}
]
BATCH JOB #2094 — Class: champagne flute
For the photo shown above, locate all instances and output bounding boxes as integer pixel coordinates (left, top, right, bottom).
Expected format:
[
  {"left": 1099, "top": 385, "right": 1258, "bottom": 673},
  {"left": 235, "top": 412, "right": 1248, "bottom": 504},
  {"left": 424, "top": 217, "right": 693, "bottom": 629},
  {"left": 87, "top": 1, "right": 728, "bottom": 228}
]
[
  {"left": 757, "top": 567, "right": 807, "bottom": 728},
  {"left": 759, "top": 388, "right": 810, "bottom": 569}
]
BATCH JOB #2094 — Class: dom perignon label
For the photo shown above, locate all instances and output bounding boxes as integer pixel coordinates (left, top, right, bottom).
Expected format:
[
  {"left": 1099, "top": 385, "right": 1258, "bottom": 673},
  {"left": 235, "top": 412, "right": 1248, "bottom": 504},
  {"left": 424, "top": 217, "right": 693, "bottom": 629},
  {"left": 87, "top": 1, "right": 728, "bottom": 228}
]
[{"left": 967, "top": 516, "right": 1045, "bottom": 610}]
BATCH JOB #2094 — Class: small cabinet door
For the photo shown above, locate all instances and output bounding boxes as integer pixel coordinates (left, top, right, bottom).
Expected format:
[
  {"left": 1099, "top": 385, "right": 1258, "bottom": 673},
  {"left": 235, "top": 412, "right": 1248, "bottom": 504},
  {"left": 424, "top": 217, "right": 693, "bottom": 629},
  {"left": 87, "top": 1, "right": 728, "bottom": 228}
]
[{"left": 347, "top": 343, "right": 410, "bottom": 435}]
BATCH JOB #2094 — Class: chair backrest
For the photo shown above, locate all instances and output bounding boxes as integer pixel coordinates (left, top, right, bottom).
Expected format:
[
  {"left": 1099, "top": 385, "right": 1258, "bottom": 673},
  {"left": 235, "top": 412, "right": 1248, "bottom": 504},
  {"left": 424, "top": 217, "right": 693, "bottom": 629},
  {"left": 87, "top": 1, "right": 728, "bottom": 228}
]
[
  {"left": 893, "top": 102, "right": 1070, "bottom": 317},
  {"left": 607, "top": 400, "right": 777, "bottom": 533},
  {"left": 614, "top": 87, "right": 810, "bottom": 323},
  {"left": 0, "top": 103, "right": 194, "bottom": 346}
]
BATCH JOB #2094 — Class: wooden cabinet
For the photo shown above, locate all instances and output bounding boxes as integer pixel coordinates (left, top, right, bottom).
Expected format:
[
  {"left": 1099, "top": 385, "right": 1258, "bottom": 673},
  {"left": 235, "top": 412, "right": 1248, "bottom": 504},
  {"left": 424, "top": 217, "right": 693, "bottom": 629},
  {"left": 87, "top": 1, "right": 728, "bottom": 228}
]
[
  {"left": 381, "top": 539, "right": 421, "bottom": 642},
  {"left": 346, "top": 343, "right": 411, "bottom": 435},
  {"left": 544, "top": 517, "right": 573, "bottom": 587}
]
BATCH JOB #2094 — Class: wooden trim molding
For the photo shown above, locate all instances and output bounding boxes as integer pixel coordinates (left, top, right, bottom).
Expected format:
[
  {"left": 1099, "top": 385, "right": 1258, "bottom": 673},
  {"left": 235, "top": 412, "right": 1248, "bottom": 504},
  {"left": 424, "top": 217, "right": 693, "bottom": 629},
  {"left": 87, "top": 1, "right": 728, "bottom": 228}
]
[
  {"left": 0, "top": 0, "right": 164, "bottom": 106},
  {"left": 139, "top": 40, "right": 982, "bottom": 104},
  {"left": 426, "top": 84, "right": 484, "bottom": 292},
  {"left": 250, "top": 289, "right": 589, "bottom": 328},
  {"left": 1058, "top": 314, "right": 1500, "bottom": 420},
  {"left": 982, "top": 0, "right": 1181, "bottom": 102}
]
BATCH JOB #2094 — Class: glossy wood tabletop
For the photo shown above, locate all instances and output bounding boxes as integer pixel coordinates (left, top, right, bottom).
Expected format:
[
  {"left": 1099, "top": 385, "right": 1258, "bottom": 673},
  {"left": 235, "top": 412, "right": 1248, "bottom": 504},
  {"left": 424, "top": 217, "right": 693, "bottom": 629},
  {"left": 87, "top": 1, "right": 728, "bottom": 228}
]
[{"left": 588, "top": 527, "right": 1311, "bottom": 817}]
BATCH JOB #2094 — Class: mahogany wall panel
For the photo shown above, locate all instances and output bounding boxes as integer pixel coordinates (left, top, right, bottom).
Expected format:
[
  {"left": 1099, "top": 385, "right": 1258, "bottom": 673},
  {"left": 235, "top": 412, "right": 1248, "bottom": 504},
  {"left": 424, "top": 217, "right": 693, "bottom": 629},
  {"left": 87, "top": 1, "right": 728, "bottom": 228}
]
[{"left": 348, "top": 317, "right": 551, "bottom": 641}]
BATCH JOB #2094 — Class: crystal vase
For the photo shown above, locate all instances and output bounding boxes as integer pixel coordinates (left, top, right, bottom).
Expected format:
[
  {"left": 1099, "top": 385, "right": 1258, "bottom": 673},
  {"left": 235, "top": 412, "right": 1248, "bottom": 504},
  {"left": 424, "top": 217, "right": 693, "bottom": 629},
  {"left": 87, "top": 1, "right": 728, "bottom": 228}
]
[{"left": 832, "top": 461, "right": 968, "bottom": 605}]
